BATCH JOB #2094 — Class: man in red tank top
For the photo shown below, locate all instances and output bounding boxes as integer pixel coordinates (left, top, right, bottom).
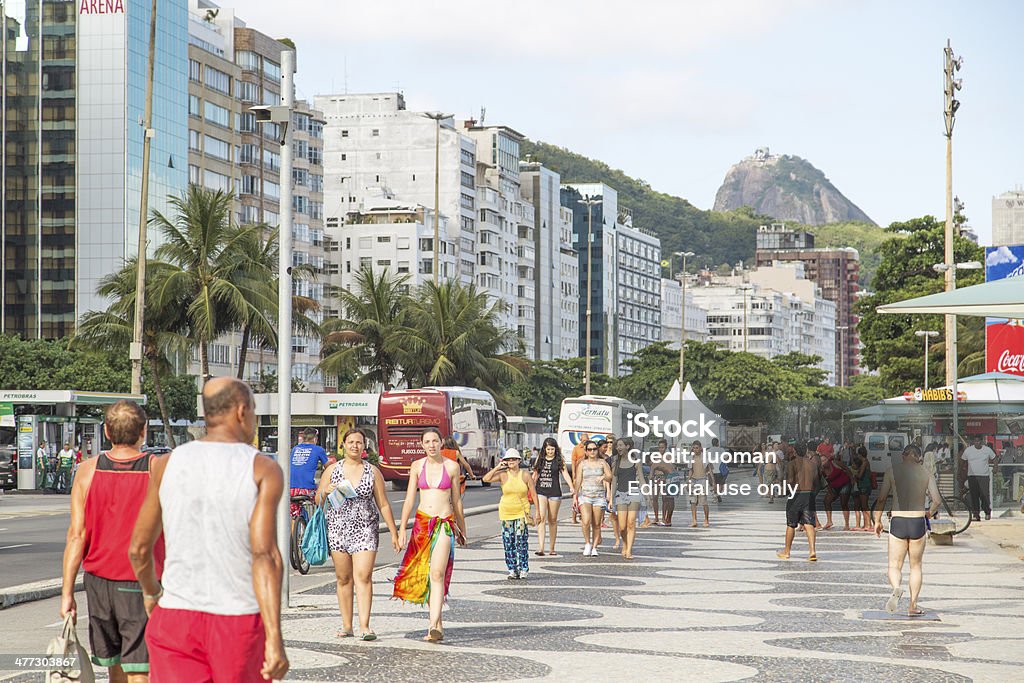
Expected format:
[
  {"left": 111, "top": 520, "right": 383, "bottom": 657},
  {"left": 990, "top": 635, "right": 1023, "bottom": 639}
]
[{"left": 61, "top": 400, "right": 164, "bottom": 682}]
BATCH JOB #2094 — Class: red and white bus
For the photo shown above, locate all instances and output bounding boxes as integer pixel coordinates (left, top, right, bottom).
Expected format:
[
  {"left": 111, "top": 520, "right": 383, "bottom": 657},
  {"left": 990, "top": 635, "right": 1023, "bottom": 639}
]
[{"left": 377, "top": 387, "right": 504, "bottom": 485}]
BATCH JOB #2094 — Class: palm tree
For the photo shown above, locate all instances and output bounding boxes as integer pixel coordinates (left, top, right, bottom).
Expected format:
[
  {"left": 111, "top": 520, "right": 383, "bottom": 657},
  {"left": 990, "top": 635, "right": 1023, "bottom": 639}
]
[
  {"left": 402, "top": 280, "right": 526, "bottom": 397},
  {"left": 319, "top": 267, "right": 412, "bottom": 391},
  {"left": 148, "top": 186, "right": 262, "bottom": 382},
  {"left": 72, "top": 259, "right": 192, "bottom": 447}
]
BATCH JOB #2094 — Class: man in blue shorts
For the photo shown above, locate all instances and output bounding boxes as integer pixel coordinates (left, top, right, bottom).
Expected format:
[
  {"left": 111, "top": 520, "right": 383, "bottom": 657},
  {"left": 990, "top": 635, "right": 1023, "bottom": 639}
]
[{"left": 289, "top": 428, "right": 333, "bottom": 516}]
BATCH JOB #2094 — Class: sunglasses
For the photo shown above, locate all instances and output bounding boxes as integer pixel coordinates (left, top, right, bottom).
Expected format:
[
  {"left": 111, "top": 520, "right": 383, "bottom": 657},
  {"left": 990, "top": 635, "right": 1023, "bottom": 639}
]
[{"left": 585, "top": 446, "right": 598, "bottom": 451}]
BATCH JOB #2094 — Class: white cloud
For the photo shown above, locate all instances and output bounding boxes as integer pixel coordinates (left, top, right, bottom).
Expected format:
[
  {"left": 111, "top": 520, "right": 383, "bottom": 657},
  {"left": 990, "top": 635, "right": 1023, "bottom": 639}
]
[{"left": 986, "top": 246, "right": 1019, "bottom": 267}]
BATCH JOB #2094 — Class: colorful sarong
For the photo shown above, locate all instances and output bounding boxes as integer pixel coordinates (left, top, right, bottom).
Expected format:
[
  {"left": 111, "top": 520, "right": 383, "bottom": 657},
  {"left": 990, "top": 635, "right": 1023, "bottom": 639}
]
[{"left": 392, "top": 510, "right": 455, "bottom": 605}]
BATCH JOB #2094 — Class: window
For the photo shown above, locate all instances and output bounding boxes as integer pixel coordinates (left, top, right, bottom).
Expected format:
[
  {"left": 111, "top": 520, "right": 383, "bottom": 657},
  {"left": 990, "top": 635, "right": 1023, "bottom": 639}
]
[
  {"left": 262, "top": 149, "right": 280, "bottom": 171},
  {"left": 397, "top": 237, "right": 410, "bottom": 249},
  {"left": 292, "top": 113, "right": 309, "bottom": 133},
  {"left": 340, "top": 130, "right": 349, "bottom": 138},
  {"left": 371, "top": 129, "right": 379, "bottom": 137},
  {"left": 241, "top": 175, "right": 259, "bottom": 196},
  {"left": 293, "top": 224, "right": 310, "bottom": 242},
  {"left": 263, "top": 60, "right": 281, "bottom": 81},
  {"left": 238, "top": 112, "right": 256, "bottom": 132},
  {"left": 235, "top": 80, "right": 259, "bottom": 102},
  {"left": 203, "top": 66, "right": 230, "bottom": 94},
  {"left": 376, "top": 235, "right": 391, "bottom": 243},
  {"left": 235, "top": 50, "right": 260, "bottom": 70},
  {"left": 293, "top": 195, "right": 309, "bottom": 214},
  {"left": 340, "top": 153, "right": 347, "bottom": 161},
  {"left": 419, "top": 238, "right": 433, "bottom": 252},
  {"left": 188, "top": 164, "right": 200, "bottom": 184},
  {"left": 292, "top": 168, "right": 308, "bottom": 187},
  {"left": 377, "top": 259, "right": 391, "bottom": 267},
  {"left": 204, "top": 101, "right": 230, "bottom": 128},
  {"left": 310, "top": 174, "right": 323, "bottom": 192},
  {"left": 460, "top": 193, "right": 474, "bottom": 209},
  {"left": 188, "top": 130, "right": 201, "bottom": 151},
  {"left": 188, "top": 59, "right": 201, "bottom": 82},
  {"left": 188, "top": 95, "right": 201, "bottom": 117},
  {"left": 358, "top": 236, "right": 372, "bottom": 249},
  {"left": 419, "top": 259, "right": 433, "bottom": 275},
  {"left": 204, "top": 135, "right": 230, "bottom": 161},
  {"left": 308, "top": 147, "right": 321, "bottom": 165},
  {"left": 239, "top": 144, "right": 257, "bottom": 164},
  {"left": 461, "top": 171, "right": 474, "bottom": 189},
  {"left": 309, "top": 201, "right": 323, "bottom": 220},
  {"left": 359, "top": 257, "right": 372, "bottom": 270},
  {"left": 203, "top": 170, "right": 231, "bottom": 192}
]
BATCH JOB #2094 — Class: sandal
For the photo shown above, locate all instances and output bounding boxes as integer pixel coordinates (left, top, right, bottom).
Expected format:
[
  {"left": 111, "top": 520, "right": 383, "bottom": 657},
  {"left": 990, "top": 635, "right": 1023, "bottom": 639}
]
[
  {"left": 534, "top": 550, "right": 545, "bottom": 556},
  {"left": 886, "top": 588, "right": 904, "bottom": 613},
  {"left": 360, "top": 631, "right": 377, "bottom": 641},
  {"left": 337, "top": 630, "right": 354, "bottom": 638},
  {"left": 776, "top": 551, "right": 790, "bottom": 559},
  {"left": 808, "top": 554, "right": 818, "bottom": 562},
  {"left": 548, "top": 551, "right": 558, "bottom": 556},
  {"left": 908, "top": 607, "right": 925, "bottom": 617},
  {"left": 426, "top": 627, "right": 444, "bottom": 642}
]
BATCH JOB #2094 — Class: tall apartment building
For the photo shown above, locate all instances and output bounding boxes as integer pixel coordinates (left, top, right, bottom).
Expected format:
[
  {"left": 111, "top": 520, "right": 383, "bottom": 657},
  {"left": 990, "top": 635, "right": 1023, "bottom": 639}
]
[
  {"left": 690, "top": 268, "right": 837, "bottom": 383},
  {"left": 561, "top": 183, "right": 620, "bottom": 376},
  {"left": 754, "top": 223, "right": 859, "bottom": 385},
  {"left": 2, "top": 0, "right": 189, "bottom": 338},
  {"left": 520, "top": 162, "right": 578, "bottom": 360},
  {"left": 616, "top": 221, "right": 662, "bottom": 371},
  {"left": 661, "top": 279, "right": 709, "bottom": 345},
  {"left": 314, "top": 93, "right": 473, "bottom": 284},
  {"left": 992, "top": 188, "right": 1024, "bottom": 246},
  {"left": 187, "top": 1, "right": 327, "bottom": 389}
]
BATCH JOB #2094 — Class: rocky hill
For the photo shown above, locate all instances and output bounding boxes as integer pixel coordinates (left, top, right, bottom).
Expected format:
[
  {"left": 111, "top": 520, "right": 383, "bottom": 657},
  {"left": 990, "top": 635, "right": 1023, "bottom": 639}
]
[{"left": 713, "top": 148, "right": 875, "bottom": 226}]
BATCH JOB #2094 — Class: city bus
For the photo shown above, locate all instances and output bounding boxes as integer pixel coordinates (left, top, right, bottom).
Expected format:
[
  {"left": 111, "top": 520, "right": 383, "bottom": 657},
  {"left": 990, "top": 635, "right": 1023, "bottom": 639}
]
[
  {"left": 377, "top": 387, "right": 504, "bottom": 486},
  {"left": 556, "top": 395, "right": 646, "bottom": 460}
]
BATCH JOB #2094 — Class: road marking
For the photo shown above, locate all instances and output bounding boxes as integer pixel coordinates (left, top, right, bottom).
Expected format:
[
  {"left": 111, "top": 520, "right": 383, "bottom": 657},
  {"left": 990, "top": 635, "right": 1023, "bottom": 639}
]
[{"left": 0, "top": 543, "right": 31, "bottom": 550}]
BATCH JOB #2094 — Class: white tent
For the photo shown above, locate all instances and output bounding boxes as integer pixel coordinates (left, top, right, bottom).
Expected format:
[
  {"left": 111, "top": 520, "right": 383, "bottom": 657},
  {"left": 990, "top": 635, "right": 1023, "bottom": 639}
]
[{"left": 648, "top": 380, "right": 726, "bottom": 445}]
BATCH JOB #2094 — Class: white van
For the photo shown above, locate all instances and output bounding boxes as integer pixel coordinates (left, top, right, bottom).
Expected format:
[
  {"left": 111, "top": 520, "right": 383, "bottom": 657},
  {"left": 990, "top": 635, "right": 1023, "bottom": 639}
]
[{"left": 863, "top": 431, "right": 909, "bottom": 473}]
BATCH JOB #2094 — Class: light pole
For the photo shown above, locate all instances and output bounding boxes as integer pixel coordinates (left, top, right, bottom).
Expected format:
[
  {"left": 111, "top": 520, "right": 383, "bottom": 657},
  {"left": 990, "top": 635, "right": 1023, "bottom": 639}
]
[
  {"left": 915, "top": 330, "right": 940, "bottom": 389},
  {"left": 578, "top": 197, "right": 601, "bottom": 394},
  {"left": 942, "top": 40, "right": 963, "bottom": 390},
  {"left": 130, "top": 0, "right": 159, "bottom": 395},
  {"left": 932, "top": 261, "right": 981, "bottom": 477},
  {"left": 423, "top": 112, "right": 451, "bottom": 285},
  {"left": 836, "top": 324, "right": 848, "bottom": 387},
  {"left": 674, "top": 251, "right": 694, "bottom": 429},
  {"left": 252, "top": 50, "right": 296, "bottom": 606}
]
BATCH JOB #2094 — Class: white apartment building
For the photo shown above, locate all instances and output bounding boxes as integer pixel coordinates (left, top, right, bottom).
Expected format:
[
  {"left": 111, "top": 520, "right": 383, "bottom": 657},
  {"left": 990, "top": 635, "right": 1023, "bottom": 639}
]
[
  {"left": 520, "top": 162, "right": 579, "bottom": 360},
  {"left": 661, "top": 278, "right": 710, "bottom": 345},
  {"left": 992, "top": 188, "right": 1024, "bottom": 246},
  {"left": 616, "top": 221, "right": 663, "bottom": 371},
  {"left": 690, "top": 266, "right": 837, "bottom": 383},
  {"left": 313, "top": 93, "right": 476, "bottom": 284}
]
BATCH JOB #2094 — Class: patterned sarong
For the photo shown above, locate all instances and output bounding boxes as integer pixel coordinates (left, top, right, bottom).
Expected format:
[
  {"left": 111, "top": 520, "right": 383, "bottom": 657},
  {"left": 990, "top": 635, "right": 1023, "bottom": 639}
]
[{"left": 392, "top": 510, "right": 454, "bottom": 605}]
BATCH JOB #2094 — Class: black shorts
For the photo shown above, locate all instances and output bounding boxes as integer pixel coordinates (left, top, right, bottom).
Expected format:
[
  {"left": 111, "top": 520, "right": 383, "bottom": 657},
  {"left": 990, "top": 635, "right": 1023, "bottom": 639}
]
[
  {"left": 786, "top": 492, "right": 815, "bottom": 528},
  {"left": 890, "top": 516, "right": 927, "bottom": 540},
  {"left": 84, "top": 573, "right": 151, "bottom": 672}
]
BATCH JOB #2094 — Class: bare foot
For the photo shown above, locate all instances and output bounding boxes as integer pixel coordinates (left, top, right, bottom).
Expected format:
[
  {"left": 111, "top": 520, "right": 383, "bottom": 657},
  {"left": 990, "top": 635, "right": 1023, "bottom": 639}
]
[{"left": 704, "top": 521, "right": 710, "bottom": 527}]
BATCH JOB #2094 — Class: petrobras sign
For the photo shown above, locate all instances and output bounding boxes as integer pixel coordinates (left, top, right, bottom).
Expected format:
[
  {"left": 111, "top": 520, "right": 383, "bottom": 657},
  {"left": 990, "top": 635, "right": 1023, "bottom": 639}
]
[{"left": 984, "top": 245, "right": 1024, "bottom": 376}]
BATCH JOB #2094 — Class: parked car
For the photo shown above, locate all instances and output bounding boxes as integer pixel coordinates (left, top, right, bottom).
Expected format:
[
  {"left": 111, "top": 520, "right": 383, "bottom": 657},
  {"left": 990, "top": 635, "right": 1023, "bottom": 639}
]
[{"left": 143, "top": 446, "right": 173, "bottom": 456}]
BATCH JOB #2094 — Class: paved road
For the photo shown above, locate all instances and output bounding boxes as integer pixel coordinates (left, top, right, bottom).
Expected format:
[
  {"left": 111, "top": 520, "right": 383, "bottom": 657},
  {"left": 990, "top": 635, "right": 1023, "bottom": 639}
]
[{"left": 0, "top": 483, "right": 501, "bottom": 590}]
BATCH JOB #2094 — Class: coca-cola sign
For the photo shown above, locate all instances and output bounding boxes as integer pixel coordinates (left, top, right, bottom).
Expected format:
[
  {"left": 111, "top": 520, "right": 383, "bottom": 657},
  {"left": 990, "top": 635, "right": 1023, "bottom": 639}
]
[{"left": 985, "top": 245, "right": 1024, "bottom": 377}]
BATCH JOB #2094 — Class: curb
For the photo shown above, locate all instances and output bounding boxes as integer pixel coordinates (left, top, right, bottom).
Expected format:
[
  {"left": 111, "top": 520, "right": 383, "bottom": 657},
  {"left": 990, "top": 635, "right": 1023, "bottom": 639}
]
[
  {"left": 0, "top": 576, "right": 82, "bottom": 610},
  {"left": 0, "top": 503, "right": 502, "bottom": 609}
]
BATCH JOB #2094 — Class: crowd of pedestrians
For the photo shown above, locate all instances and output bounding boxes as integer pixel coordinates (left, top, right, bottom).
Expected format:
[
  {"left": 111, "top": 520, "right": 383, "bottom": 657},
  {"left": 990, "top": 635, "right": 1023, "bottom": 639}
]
[{"left": 57, "top": 398, "right": 1020, "bottom": 679}]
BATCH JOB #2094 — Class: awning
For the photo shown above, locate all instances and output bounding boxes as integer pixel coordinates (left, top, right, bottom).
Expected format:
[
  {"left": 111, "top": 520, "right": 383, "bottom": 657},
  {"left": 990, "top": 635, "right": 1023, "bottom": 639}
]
[{"left": 875, "top": 278, "right": 1024, "bottom": 319}]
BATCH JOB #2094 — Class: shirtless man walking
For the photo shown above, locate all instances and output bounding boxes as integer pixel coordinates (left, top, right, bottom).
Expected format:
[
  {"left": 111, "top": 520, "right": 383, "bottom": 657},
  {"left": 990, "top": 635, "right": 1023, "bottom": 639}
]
[
  {"left": 688, "top": 441, "right": 715, "bottom": 528},
  {"left": 873, "top": 444, "right": 940, "bottom": 616},
  {"left": 778, "top": 443, "right": 818, "bottom": 561}
]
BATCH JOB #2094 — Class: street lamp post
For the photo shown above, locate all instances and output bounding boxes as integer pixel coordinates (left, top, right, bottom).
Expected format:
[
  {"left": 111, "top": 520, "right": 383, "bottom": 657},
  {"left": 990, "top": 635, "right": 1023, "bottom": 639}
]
[
  {"left": 915, "top": 330, "right": 940, "bottom": 389},
  {"left": 578, "top": 197, "right": 602, "bottom": 394},
  {"left": 932, "top": 261, "right": 980, "bottom": 490},
  {"left": 423, "top": 112, "right": 451, "bottom": 285},
  {"left": 836, "top": 324, "right": 849, "bottom": 387},
  {"left": 252, "top": 50, "right": 296, "bottom": 606},
  {"left": 674, "top": 251, "right": 694, "bottom": 430}
]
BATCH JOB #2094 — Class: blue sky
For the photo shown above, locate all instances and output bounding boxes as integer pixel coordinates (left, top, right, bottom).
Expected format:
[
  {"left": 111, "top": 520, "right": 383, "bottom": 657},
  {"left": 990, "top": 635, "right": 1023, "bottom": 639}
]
[{"left": 243, "top": 0, "right": 1023, "bottom": 244}]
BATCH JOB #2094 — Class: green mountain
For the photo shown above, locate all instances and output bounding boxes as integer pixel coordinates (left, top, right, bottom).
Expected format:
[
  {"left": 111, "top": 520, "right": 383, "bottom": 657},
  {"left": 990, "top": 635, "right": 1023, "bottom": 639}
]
[{"left": 520, "top": 139, "right": 765, "bottom": 270}]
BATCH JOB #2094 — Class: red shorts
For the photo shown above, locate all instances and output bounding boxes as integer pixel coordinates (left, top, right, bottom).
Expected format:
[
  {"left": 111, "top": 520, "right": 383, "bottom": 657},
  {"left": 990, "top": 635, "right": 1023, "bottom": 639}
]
[{"left": 146, "top": 606, "right": 265, "bottom": 682}]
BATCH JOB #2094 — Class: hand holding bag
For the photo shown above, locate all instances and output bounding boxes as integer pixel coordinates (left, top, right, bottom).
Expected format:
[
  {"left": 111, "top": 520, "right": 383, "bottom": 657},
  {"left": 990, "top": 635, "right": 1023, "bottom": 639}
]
[
  {"left": 46, "top": 614, "right": 95, "bottom": 683},
  {"left": 300, "top": 503, "right": 329, "bottom": 566}
]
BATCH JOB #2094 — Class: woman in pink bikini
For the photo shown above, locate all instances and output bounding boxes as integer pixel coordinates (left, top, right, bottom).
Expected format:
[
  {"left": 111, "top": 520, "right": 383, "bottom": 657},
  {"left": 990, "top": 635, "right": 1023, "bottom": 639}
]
[{"left": 392, "top": 428, "right": 467, "bottom": 642}]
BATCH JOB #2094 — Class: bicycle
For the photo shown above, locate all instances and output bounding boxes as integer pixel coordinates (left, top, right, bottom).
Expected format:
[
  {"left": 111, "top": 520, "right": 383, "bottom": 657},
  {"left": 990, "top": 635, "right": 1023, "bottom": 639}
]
[
  {"left": 932, "top": 485, "right": 973, "bottom": 536},
  {"left": 290, "top": 493, "right": 316, "bottom": 575}
]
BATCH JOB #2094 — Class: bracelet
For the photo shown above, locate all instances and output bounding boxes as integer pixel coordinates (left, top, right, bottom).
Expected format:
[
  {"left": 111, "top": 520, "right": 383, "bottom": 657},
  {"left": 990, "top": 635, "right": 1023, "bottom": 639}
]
[{"left": 143, "top": 587, "right": 163, "bottom": 601}]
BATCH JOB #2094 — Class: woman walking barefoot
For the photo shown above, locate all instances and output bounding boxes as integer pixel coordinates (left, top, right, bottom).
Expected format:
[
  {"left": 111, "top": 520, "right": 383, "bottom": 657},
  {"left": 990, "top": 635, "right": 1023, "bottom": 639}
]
[
  {"left": 531, "top": 438, "right": 574, "bottom": 556},
  {"left": 573, "top": 440, "right": 612, "bottom": 556},
  {"left": 484, "top": 449, "right": 537, "bottom": 578},
  {"left": 392, "top": 429, "right": 467, "bottom": 642},
  {"left": 317, "top": 429, "right": 401, "bottom": 641}
]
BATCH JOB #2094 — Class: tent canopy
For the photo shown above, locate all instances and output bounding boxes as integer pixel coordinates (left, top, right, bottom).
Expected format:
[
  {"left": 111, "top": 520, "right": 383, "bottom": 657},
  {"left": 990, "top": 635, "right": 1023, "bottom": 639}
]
[
  {"left": 875, "top": 277, "right": 1024, "bottom": 319},
  {"left": 648, "top": 380, "right": 726, "bottom": 444}
]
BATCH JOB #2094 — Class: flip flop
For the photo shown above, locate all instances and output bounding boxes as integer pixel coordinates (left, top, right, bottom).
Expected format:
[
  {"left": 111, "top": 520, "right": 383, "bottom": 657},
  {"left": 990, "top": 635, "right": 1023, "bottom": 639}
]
[
  {"left": 776, "top": 551, "right": 791, "bottom": 559},
  {"left": 360, "top": 631, "right": 377, "bottom": 641},
  {"left": 548, "top": 551, "right": 558, "bottom": 556},
  {"left": 822, "top": 523, "right": 834, "bottom": 530},
  {"left": 908, "top": 608, "right": 925, "bottom": 617},
  {"left": 534, "top": 550, "right": 546, "bottom": 556},
  {"left": 337, "top": 630, "right": 354, "bottom": 638},
  {"left": 427, "top": 628, "right": 444, "bottom": 642},
  {"left": 808, "top": 554, "right": 818, "bottom": 562},
  {"left": 886, "top": 588, "right": 904, "bottom": 613}
]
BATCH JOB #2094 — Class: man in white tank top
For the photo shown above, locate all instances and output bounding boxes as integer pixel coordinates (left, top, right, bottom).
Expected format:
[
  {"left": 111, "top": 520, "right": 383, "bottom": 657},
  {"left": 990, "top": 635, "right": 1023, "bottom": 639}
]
[{"left": 129, "top": 377, "right": 289, "bottom": 682}]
